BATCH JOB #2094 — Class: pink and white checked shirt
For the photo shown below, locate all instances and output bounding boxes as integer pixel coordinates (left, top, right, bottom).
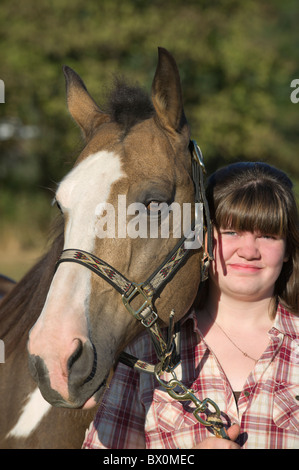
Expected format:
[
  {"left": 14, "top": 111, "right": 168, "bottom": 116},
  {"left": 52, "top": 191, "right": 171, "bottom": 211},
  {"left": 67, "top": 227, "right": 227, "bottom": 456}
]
[{"left": 83, "top": 305, "right": 299, "bottom": 449}]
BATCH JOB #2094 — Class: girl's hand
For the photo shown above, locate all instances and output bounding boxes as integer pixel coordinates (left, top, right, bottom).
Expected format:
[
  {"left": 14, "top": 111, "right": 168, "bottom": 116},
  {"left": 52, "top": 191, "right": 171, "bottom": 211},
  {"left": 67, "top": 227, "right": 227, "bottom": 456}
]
[{"left": 193, "top": 424, "right": 241, "bottom": 449}]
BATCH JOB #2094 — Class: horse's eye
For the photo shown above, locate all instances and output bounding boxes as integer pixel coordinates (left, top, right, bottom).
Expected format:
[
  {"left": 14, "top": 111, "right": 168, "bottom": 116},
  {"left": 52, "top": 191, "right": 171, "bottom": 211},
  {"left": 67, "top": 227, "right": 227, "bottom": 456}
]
[{"left": 55, "top": 199, "right": 63, "bottom": 214}]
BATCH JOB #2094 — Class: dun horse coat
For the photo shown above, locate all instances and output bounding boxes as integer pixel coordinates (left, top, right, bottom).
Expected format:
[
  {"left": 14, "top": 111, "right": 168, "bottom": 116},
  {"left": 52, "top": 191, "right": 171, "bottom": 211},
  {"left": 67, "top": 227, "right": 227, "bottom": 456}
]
[{"left": 0, "top": 48, "right": 205, "bottom": 448}]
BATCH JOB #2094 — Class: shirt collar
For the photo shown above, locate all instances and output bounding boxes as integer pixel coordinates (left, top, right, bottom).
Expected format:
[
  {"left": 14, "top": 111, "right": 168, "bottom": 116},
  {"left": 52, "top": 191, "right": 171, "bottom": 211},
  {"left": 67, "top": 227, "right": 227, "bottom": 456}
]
[
  {"left": 180, "top": 307, "right": 200, "bottom": 336},
  {"left": 272, "top": 303, "right": 299, "bottom": 340}
]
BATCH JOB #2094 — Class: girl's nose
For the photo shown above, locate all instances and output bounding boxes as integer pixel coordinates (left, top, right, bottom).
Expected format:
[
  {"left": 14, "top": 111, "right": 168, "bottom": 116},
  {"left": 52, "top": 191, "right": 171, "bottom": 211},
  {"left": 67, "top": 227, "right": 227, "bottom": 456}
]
[{"left": 237, "top": 233, "right": 261, "bottom": 259}]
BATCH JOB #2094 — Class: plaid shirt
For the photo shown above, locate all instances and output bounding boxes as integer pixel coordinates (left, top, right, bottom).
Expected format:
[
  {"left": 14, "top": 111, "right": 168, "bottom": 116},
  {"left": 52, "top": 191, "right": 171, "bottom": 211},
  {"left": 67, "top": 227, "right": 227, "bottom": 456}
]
[{"left": 83, "top": 305, "right": 299, "bottom": 449}]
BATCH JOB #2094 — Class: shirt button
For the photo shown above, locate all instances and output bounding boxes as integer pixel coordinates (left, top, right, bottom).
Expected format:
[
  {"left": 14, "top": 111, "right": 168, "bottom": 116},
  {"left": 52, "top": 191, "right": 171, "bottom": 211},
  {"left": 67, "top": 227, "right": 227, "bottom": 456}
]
[
  {"left": 295, "top": 395, "right": 299, "bottom": 401},
  {"left": 244, "top": 391, "right": 250, "bottom": 397}
]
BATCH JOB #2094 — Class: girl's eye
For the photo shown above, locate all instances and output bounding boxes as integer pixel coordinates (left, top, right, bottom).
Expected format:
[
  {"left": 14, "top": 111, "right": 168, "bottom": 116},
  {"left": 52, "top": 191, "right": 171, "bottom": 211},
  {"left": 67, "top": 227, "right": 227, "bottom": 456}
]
[
  {"left": 260, "top": 234, "right": 278, "bottom": 240},
  {"left": 220, "top": 230, "right": 237, "bottom": 236}
]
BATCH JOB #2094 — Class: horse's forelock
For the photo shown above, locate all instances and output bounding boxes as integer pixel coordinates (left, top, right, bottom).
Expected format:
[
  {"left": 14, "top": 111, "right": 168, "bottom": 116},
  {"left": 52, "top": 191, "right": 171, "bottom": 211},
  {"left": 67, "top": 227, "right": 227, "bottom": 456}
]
[{"left": 105, "top": 77, "right": 155, "bottom": 135}]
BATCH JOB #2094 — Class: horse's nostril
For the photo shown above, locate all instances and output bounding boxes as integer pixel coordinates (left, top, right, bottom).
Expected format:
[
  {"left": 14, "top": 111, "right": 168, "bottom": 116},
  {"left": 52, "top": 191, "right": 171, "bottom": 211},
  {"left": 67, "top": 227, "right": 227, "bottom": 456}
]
[
  {"left": 67, "top": 339, "right": 83, "bottom": 372},
  {"left": 83, "top": 343, "right": 97, "bottom": 384},
  {"left": 67, "top": 339, "right": 96, "bottom": 388}
]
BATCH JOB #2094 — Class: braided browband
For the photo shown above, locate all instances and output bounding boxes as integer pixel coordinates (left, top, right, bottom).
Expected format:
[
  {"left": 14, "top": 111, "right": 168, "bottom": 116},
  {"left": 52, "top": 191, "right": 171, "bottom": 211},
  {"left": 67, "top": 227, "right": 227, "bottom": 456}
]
[
  {"left": 56, "top": 249, "right": 132, "bottom": 295},
  {"left": 56, "top": 228, "right": 191, "bottom": 299}
]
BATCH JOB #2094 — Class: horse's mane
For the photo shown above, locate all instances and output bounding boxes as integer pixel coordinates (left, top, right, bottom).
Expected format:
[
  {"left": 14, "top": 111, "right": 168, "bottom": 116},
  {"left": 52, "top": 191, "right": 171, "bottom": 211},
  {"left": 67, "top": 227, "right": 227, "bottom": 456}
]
[
  {"left": 0, "top": 217, "right": 64, "bottom": 358},
  {"left": 105, "top": 77, "right": 155, "bottom": 135}
]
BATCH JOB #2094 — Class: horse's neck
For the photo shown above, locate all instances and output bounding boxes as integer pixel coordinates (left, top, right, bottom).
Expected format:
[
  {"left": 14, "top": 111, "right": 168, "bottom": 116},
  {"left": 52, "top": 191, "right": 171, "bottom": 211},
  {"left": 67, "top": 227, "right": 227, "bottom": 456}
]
[{"left": 0, "top": 230, "right": 64, "bottom": 358}]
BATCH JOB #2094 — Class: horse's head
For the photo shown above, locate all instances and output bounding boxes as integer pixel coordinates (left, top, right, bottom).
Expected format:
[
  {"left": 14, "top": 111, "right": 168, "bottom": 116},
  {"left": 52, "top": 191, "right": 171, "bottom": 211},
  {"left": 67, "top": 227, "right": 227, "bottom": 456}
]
[{"left": 28, "top": 48, "right": 205, "bottom": 408}]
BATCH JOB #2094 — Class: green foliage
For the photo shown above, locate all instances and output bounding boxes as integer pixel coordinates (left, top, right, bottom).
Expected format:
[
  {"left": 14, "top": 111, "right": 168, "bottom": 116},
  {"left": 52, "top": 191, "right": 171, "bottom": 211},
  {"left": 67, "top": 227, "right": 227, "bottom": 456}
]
[
  {"left": 0, "top": 189, "right": 54, "bottom": 245},
  {"left": 0, "top": 0, "right": 298, "bottom": 198}
]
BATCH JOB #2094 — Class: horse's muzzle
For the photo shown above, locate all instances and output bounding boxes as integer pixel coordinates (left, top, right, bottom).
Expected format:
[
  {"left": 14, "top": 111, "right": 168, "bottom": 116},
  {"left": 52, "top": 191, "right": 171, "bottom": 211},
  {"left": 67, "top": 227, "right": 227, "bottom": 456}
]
[{"left": 28, "top": 339, "right": 104, "bottom": 408}]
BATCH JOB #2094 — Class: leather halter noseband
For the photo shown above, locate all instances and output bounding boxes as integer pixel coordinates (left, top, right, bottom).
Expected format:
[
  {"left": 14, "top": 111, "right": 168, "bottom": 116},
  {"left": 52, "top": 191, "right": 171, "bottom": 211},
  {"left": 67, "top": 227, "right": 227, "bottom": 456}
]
[{"left": 55, "top": 140, "right": 213, "bottom": 373}]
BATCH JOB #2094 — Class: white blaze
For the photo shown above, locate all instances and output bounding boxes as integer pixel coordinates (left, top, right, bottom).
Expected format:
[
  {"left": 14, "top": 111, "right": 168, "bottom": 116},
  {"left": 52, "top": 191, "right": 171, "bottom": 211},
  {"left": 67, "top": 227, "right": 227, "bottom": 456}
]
[
  {"left": 50, "top": 150, "right": 126, "bottom": 314},
  {"left": 57, "top": 150, "right": 125, "bottom": 251},
  {"left": 28, "top": 150, "right": 125, "bottom": 393},
  {"left": 7, "top": 388, "right": 52, "bottom": 438}
]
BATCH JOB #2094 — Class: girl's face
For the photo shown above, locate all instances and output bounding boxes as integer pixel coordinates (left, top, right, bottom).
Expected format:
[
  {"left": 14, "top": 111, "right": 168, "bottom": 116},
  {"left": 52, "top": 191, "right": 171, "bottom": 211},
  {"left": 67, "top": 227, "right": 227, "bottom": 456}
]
[{"left": 210, "top": 228, "right": 288, "bottom": 302}]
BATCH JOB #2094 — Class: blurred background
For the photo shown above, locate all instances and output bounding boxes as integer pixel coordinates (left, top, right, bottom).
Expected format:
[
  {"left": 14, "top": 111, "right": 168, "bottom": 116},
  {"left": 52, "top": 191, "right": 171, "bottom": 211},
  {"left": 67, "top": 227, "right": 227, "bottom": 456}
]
[{"left": 0, "top": 0, "right": 298, "bottom": 280}]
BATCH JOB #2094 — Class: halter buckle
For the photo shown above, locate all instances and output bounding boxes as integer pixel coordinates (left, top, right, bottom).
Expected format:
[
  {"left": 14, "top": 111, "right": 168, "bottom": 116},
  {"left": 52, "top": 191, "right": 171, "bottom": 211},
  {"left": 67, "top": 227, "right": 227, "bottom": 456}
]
[
  {"left": 122, "top": 283, "right": 158, "bottom": 327},
  {"left": 191, "top": 139, "right": 206, "bottom": 172}
]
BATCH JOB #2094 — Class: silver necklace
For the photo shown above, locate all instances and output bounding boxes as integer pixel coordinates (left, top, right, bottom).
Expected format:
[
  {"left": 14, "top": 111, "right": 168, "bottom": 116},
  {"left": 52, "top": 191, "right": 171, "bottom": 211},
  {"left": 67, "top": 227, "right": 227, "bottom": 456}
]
[{"left": 207, "top": 312, "right": 258, "bottom": 363}]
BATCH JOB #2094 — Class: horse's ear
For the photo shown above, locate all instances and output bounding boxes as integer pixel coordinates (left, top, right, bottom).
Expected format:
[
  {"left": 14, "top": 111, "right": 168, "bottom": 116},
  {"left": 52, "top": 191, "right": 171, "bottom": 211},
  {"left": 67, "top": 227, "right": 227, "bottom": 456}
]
[
  {"left": 151, "top": 48, "right": 188, "bottom": 136},
  {"left": 63, "top": 66, "right": 109, "bottom": 139}
]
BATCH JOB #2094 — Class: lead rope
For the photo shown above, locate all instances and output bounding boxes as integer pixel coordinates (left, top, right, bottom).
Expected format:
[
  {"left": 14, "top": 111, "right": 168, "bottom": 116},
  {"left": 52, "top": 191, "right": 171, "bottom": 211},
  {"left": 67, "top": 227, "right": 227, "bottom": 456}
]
[
  {"left": 120, "top": 308, "right": 229, "bottom": 440},
  {"left": 154, "top": 367, "right": 229, "bottom": 439}
]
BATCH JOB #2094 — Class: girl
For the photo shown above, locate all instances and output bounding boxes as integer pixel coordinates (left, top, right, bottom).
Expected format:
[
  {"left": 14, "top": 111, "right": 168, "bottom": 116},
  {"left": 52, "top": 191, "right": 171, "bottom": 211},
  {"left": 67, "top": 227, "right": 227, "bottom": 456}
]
[{"left": 83, "top": 162, "right": 299, "bottom": 449}]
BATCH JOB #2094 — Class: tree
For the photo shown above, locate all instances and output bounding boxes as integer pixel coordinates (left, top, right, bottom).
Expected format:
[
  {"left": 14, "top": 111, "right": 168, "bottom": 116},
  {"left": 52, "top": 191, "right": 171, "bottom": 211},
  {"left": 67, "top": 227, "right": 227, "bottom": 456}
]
[{"left": 0, "top": 0, "right": 298, "bottom": 194}]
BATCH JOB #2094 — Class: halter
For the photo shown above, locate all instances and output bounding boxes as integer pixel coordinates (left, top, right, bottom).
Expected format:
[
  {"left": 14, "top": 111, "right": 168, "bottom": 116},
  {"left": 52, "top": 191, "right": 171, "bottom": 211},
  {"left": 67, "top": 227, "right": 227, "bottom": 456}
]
[{"left": 55, "top": 141, "right": 228, "bottom": 438}]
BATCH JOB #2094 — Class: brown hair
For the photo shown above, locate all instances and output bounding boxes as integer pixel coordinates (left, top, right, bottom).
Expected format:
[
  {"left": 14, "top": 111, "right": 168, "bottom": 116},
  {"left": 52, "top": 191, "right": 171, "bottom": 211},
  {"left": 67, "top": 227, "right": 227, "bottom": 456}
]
[{"left": 204, "top": 162, "right": 299, "bottom": 315}]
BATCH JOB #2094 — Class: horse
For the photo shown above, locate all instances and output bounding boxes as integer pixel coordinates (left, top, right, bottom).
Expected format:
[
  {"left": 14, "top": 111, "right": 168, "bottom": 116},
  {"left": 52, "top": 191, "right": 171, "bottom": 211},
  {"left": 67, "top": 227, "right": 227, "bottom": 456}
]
[{"left": 0, "top": 48, "right": 207, "bottom": 448}]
